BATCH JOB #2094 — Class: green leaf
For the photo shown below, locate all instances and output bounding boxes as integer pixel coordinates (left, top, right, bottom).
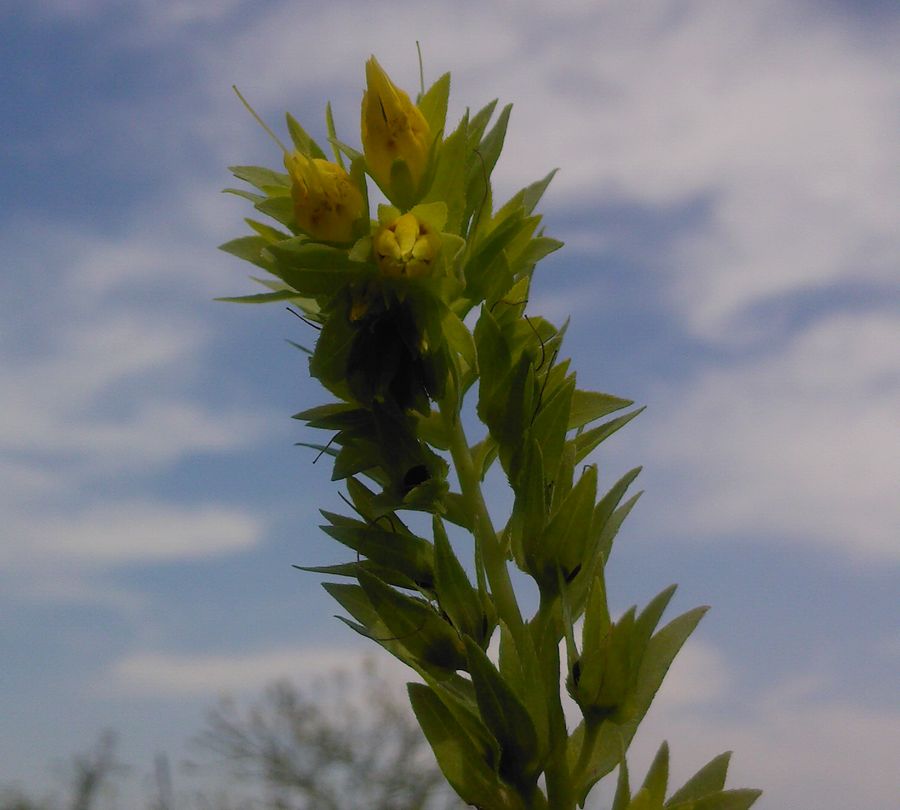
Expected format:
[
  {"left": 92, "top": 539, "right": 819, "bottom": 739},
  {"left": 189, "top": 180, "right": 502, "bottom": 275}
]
[
  {"left": 389, "top": 158, "right": 417, "bottom": 210},
  {"left": 294, "top": 441, "right": 338, "bottom": 460},
  {"left": 285, "top": 112, "right": 327, "bottom": 159},
  {"left": 511, "top": 438, "right": 546, "bottom": 570},
  {"left": 229, "top": 165, "right": 290, "bottom": 190},
  {"left": 219, "top": 235, "right": 273, "bottom": 268},
  {"left": 418, "top": 71, "right": 451, "bottom": 136},
  {"left": 570, "top": 607, "right": 708, "bottom": 799},
  {"left": 670, "top": 791, "right": 763, "bottom": 810},
  {"left": 324, "top": 101, "right": 344, "bottom": 168},
  {"left": 425, "top": 114, "right": 468, "bottom": 233},
  {"left": 358, "top": 570, "right": 466, "bottom": 671},
  {"left": 592, "top": 491, "right": 642, "bottom": 584},
  {"left": 474, "top": 102, "right": 512, "bottom": 182},
  {"left": 267, "top": 240, "right": 368, "bottom": 269},
  {"left": 634, "top": 606, "right": 709, "bottom": 715},
  {"left": 575, "top": 406, "right": 646, "bottom": 463},
  {"left": 531, "top": 463, "right": 597, "bottom": 585},
  {"left": 568, "top": 390, "right": 634, "bottom": 431},
  {"left": 293, "top": 401, "right": 361, "bottom": 425},
  {"left": 552, "top": 440, "right": 576, "bottom": 513},
  {"left": 531, "top": 373, "right": 575, "bottom": 484},
  {"left": 497, "top": 621, "right": 549, "bottom": 758},
  {"left": 593, "top": 467, "right": 642, "bottom": 537},
  {"left": 273, "top": 265, "right": 367, "bottom": 297},
  {"left": 215, "top": 290, "right": 302, "bottom": 304},
  {"left": 407, "top": 683, "right": 503, "bottom": 808},
  {"left": 511, "top": 235, "right": 564, "bottom": 277},
  {"left": 666, "top": 752, "right": 731, "bottom": 805},
  {"left": 467, "top": 99, "right": 499, "bottom": 147},
  {"left": 223, "top": 187, "right": 265, "bottom": 204},
  {"left": 612, "top": 751, "right": 632, "bottom": 810},
  {"left": 319, "top": 515, "right": 435, "bottom": 588},
  {"left": 474, "top": 307, "right": 512, "bottom": 406},
  {"left": 254, "top": 195, "right": 296, "bottom": 228},
  {"left": 245, "top": 218, "right": 292, "bottom": 242},
  {"left": 442, "top": 492, "right": 475, "bottom": 532},
  {"left": 433, "top": 516, "right": 485, "bottom": 643},
  {"left": 464, "top": 636, "right": 541, "bottom": 785},
  {"left": 634, "top": 585, "right": 678, "bottom": 656},
  {"left": 465, "top": 207, "right": 526, "bottom": 302},
  {"left": 421, "top": 674, "right": 502, "bottom": 773},
  {"left": 640, "top": 742, "right": 670, "bottom": 806},
  {"left": 294, "top": 560, "right": 418, "bottom": 591},
  {"left": 416, "top": 409, "right": 450, "bottom": 450},
  {"left": 495, "top": 170, "right": 559, "bottom": 222},
  {"left": 330, "top": 136, "right": 362, "bottom": 163},
  {"left": 471, "top": 435, "right": 499, "bottom": 481},
  {"left": 324, "top": 583, "right": 444, "bottom": 677}
]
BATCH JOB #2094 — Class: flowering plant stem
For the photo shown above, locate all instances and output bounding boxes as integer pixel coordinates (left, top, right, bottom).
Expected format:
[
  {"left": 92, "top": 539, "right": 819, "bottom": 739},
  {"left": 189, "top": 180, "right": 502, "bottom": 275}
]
[{"left": 221, "top": 53, "right": 761, "bottom": 810}]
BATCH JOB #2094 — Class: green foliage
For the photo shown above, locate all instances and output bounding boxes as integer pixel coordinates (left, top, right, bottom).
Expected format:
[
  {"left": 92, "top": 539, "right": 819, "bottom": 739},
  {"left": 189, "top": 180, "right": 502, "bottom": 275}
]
[{"left": 221, "top": 54, "right": 760, "bottom": 810}]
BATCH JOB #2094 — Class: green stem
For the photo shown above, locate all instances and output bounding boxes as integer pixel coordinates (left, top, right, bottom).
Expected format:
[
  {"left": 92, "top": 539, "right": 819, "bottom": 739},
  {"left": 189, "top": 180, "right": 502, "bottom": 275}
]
[
  {"left": 533, "top": 592, "right": 575, "bottom": 810},
  {"left": 572, "top": 718, "right": 601, "bottom": 791},
  {"left": 441, "top": 404, "right": 575, "bottom": 809},
  {"left": 441, "top": 404, "right": 525, "bottom": 639}
]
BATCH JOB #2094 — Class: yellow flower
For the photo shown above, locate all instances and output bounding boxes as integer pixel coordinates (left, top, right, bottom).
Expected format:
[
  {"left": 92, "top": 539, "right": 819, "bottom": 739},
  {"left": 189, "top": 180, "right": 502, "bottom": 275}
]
[
  {"left": 283, "top": 151, "right": 364, "bottom": 243},
  {"left": 361, "top": 56, "right": 431, "bottom": 192},
  {"left": 373, "top": 212, "right": 441, "bottom": 279}
]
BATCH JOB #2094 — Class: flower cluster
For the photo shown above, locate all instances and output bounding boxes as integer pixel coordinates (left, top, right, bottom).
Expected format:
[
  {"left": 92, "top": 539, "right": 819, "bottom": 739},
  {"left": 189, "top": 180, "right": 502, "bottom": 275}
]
[{"left": 221, "top": 55, "right": 761, "bottom": 810}]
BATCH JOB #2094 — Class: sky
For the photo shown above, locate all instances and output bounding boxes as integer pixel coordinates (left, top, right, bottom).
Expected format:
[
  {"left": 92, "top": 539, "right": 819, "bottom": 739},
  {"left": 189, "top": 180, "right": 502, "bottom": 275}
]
[{"left": 1, "top": 0, "right": 898, "bottom": 807}]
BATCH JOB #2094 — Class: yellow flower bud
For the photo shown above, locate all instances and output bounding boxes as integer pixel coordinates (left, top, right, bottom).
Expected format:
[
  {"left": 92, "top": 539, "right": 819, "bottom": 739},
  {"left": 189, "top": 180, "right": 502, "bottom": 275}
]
[
  {"left": 361, "top": 56, "right": 431, "bottom": 192},
  {"left": 374, "top": 213, "right": 441, "bottom": 279},
  {"left": 284, "top": 151, "right": 365, "bottom": 243}
]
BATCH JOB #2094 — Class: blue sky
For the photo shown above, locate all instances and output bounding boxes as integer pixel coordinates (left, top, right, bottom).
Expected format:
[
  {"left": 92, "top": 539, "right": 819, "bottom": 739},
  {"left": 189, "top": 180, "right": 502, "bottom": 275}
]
[{"left": 1, "top": 0, "right": 898, "bottom": 806}]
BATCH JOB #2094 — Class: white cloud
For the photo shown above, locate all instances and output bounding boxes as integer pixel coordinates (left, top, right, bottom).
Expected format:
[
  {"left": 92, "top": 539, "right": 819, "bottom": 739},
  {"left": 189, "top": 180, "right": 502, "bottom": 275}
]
[
  {"left": 629, "top": 310, "right": 900, "bottom": 560},
  {"left": 108, "top": 644, "right": 410, "bottom": 696},
  {"left": 653, "top": 638, "right": 731, "bottom": 709},
  {"left": 172, "top": 0, "right": 900, "bottom": 345},
  {"left": 108, "top": 636, "right": 900, "bottom": 809},
  {"left": 633, "top": 678, "right": 900, "bottom": 810},
  {"left": 4, "top": 499, "right": 263, "bottom": 567},
  {"left": 568, "top": 635, "right": 900, "bottom": 809}
]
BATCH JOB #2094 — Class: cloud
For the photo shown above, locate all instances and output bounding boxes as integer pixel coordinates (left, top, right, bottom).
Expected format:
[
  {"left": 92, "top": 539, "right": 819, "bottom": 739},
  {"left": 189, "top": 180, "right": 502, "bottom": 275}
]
[
  {"left": 633, "top": 674, "right": 900, "bottom": 810},
  {"left": 25, "top": 0, "right": 899, "bottom": 346},
  {"left": 630, "top": 310, "right": 900, "bottom": 560},
  {"left": 166, "top": 0, "right": 899, "bottom": 348},
  {"left": 108, "top": 636, "right": 900, "bottom": 809},
  {"left": 567, "top": 635, "right": 900, "bottom": 808},
  {"left": 16, "top": 499, "right": 263, "bottom": 565},
  {"left": 0, "top": 185, "right": 276, "bottom": 599},
  {"left": 108, "top": 644, "right": 407, "bottom": 696}
]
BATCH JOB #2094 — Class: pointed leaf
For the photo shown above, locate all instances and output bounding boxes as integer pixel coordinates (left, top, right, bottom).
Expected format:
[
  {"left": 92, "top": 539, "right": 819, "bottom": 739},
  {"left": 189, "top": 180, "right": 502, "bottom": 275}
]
[
  {"left": 418, "top": 72, "right": 451, "bottom": 135},
  {"left": 433, "top": 516, "right": 485, "bottom": 643},
  {"left": 358, "top": 570, "right": 466, "bottom": 671},
  {"left": 324, "top": 101, "right": 344, "bottom": 168},
  {"left": 640, "top": 742, "right": 670, "bottom": 805},
  {"left": 229, "top": 165, "right": 290, "bottom": 190},
  {"left": 464, "top": 636, "right": 541, "bottom": 784},
  {"left": 568, "top": 390, "right": 634, "bottom": 431},
  {"left": 319, "top": 517, "right": 434, "bottom": 588},
  {"left": 408, "top": 683, "right": 502, "bottom": 808},
  {"left": 666, "top": 752, "right": 732, "bottom": 805},
  {"left": 671, "top": 790, "right": 763, "bottom": 810},
  {"left": 285, "top": 112, "right": 327, "bottom": 159},
  {"left": 575, "top": 407, "right": 646, "bottom": 463}
]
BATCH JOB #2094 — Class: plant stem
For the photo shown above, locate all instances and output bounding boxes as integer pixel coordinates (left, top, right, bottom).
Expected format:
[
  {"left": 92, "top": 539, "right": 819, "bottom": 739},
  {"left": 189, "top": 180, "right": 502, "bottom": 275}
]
[
  {"left": 530, "top": 591, "right": 579, "bottom": 809},
  {"left": 442, "top": 404, "right": 576, "bottom": 810},
  {"left": 572, "top": 718, "right": 601, "bottom": 789},
  {"left": 441, "top": 404, "right": 525, "bottom": 640}
]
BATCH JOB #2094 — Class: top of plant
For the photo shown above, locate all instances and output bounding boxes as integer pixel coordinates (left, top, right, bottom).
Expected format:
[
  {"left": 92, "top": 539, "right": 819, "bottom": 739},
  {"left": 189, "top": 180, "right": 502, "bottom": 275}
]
[{"left": 219, "top": 54, "right": 760, "bottom": 810}]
